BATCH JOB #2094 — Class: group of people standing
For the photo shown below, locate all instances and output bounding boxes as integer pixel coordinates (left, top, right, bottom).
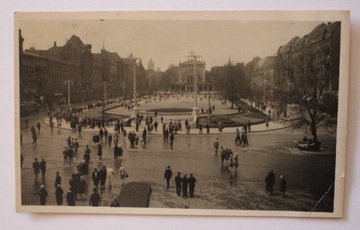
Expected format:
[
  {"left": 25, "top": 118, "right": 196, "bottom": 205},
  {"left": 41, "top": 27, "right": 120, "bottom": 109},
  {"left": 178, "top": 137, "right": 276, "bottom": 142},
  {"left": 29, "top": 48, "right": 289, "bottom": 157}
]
[
  {"left": 265, "top": 170, "right": 287, "bottom": 198},
  {"left": 164, "top": 166, "right": 197, "bottom": 198},
  {"left": 36, "top": 162, "right": 127, "bottom": 206}
]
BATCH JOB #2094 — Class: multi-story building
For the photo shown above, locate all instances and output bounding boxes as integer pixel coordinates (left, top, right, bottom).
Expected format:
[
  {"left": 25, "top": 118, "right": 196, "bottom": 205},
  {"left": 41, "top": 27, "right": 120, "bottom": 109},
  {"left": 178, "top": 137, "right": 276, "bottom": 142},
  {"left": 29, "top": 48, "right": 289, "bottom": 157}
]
[
  {"left": 170, "top": 58, "right": 207, "bottom": 92},
  {"left": 276, "top": 21, "right": 341, "bottom": 96},
  {"left": 19, "top": 31, "right": 135, "bottom": 110},
  {"left": 245, "top": 56, "right": 277, "bottom": 102}
]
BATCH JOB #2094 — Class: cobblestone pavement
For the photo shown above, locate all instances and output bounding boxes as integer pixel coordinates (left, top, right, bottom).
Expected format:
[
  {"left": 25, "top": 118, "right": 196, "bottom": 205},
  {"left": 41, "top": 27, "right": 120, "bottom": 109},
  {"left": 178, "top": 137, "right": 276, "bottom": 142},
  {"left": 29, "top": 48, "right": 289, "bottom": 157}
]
[{"left": 20, "top": 112, "right": 336, "bottom": 212}]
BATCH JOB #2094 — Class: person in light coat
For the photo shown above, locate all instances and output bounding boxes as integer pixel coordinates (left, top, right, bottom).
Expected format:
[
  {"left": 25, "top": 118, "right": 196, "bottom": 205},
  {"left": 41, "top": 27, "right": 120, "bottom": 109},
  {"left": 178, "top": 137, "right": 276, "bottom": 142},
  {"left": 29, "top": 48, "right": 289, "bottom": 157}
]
[{"left": 107, "top": 166, "right": 115, "bottom": 190}]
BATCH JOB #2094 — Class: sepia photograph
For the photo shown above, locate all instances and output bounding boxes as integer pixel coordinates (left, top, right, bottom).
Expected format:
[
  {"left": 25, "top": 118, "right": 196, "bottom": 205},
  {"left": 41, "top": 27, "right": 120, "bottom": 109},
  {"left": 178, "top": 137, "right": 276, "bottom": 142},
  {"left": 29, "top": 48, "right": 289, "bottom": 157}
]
[{"left": 15, "top": 11, "right": 349, "bottom": 217}]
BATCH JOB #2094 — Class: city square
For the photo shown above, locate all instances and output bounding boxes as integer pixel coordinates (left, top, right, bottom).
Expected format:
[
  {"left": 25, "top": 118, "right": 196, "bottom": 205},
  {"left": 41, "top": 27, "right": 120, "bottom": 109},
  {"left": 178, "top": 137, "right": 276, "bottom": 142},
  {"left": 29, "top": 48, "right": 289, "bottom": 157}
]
[
  {"left": 20, "top": 94, "right": 336, "bottom": 212},
  {"left": 16, "top": 12, "right": 344, "bottom": 216}
]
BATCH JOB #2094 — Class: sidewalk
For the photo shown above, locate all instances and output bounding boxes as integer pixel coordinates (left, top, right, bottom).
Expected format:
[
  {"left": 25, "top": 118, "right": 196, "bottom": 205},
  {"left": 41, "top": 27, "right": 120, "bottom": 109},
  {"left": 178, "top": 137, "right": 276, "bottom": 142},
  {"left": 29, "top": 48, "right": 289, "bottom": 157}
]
[{"left": 42, "top": 115, "right": 288, "bottom": 136}]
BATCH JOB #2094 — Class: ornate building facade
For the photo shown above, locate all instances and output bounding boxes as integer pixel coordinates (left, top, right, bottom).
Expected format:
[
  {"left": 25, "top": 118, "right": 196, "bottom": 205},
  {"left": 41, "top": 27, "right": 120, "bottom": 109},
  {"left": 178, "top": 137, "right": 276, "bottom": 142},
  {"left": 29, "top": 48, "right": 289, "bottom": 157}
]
[{"left": 170, "top": 59, "right": 207, "bottom": 92}]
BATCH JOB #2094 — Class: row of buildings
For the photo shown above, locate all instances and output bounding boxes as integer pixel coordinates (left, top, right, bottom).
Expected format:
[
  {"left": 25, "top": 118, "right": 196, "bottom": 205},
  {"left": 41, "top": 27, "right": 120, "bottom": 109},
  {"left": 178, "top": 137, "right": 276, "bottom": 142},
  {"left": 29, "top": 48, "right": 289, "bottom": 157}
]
[
  {"left": 245, "top": 21, "right": 341, "bottom": 106},
  {"left": 19, "top": 31, "right": 148, "bottom": 108},
  {"left": 19, "top": 21, "right": 341, "bottom": 115}
]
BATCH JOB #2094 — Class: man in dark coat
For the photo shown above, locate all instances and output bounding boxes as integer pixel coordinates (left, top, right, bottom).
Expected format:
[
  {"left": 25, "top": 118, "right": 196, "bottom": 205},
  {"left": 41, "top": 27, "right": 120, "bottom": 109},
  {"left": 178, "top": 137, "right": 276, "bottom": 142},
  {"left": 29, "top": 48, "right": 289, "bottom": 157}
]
[
  {"left": 99, "top": 128, "right": 104, "bottom": 142},
  {"left": 92, "top": 168, "right": 100, "bottom": 189},
  {"left": 38, "top": 185, "right": 48, "bottom": 205},
  {"left": 89, "top": 188, "right": 101, "bottom": 207},
  {"left": 69, "top": 174, "right": 78, "bottom": 200},
  {"left": 55, "top": 184, "right": 64, "bottom": 205},
  {"left": 99, "top": 166, "right": 107, "bottom": 190},
  {"left": 39, "top": 158, "right": 46, "bottom": 179},
  {"left": 188, "top": 173, "right": 197, "bottom": 198},
  {"left": 163, "top": 166, "right": 173, "bottom": 189},
  {"left": 66, "top": 188, "right": 76, "bottom": 206},
  {"left": 54, "top": 172, "right": 61, "bottom": 188},
  {"left": 32, "top": 158, "right": 40, "bottom": 181},
  {"left": 169, "top": 133, "right": 175, "bottom": 149},
  {"left": 182, "top": 174, "right": 188, "bottom": 198},
  {"left": 108, "top": 134, "right": 113, "bottom": 148},
  {"left": 97, "top": 143, "right": 103, "bottom": 160},
  {"left": 175, "top": 172, "right": 182, "bottom": 196},
  {"left": 265, "top": 170, "right": 276, "bottom": 195}
]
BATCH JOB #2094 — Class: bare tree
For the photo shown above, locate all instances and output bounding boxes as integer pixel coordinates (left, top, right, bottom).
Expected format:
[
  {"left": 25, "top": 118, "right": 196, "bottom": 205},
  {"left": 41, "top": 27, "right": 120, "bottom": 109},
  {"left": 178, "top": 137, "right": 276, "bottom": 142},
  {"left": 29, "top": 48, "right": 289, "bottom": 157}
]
[{"left": 275, "top": 51, "right": 338, "bottom": 150}]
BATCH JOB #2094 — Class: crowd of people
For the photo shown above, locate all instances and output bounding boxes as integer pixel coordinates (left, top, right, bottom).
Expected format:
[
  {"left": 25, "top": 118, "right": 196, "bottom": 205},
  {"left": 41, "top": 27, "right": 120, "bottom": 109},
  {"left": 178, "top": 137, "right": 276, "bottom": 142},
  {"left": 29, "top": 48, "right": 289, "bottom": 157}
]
[{"left": 23, "top": 94, "right": 291, "bottom": 208}]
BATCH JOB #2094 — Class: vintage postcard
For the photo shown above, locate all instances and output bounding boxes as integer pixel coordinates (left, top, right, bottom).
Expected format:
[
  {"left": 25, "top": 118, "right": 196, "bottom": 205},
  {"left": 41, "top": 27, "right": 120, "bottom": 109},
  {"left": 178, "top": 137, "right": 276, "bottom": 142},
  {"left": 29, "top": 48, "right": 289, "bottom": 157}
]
[{"left": 15, "top": 11, "right": 349, "bottom": 217}]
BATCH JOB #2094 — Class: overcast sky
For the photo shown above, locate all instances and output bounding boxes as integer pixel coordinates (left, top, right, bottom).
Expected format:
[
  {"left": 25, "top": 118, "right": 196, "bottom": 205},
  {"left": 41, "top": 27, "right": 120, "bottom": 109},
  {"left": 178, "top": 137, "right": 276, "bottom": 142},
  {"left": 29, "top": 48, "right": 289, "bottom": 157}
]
[{"left": 19, "top": 18, "right": 325, "bottom": 71}]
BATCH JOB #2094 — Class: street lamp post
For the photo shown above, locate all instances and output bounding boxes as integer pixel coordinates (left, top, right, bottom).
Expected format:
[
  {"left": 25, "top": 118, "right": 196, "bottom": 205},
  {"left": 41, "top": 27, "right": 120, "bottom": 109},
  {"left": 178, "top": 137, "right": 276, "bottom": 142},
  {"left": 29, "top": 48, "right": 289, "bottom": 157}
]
[
  {"left": 130, "top": 54, "right": 140, "bottom": 116},
  {"left": 64, "top": 80, "right": 73, "bottom": 107},
  {"left": 101, "top": 80, "right": 108, "bottom": 121},
  {"left": 189, "top": 52, "right": 201, "bottom": 119},
  {"left": 208, "top": 83, "right": 211, "bottom": 124}
]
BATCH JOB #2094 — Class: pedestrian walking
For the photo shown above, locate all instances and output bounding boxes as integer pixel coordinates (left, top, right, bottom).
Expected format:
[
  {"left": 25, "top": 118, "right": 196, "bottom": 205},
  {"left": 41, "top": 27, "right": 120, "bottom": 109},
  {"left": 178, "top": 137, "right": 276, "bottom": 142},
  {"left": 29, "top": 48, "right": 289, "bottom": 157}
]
[
  {"left": 175, "top": 172, "right": 182, "bottom": 196},
  {"left": 119, "top": 164, "right": 127, "bottom": 186},
  {"left": 169, "top": 132, "right": 175, "bottom": 149},
  {"left": 97, "top": 143, "right": 103, "bottom": 160},
  {"left": 55, "top": 184, "right": 64, "bottom": 205},
  {"left": 113, "top": 144, "right": 123, "bottom": 162},
  {"left": 68, "top": 147, "right": 74, "bottom": 164},
  {"left": 73, "top": 139, "right": 79, "bottom": 156},
  {"left": 213, "top": 138, "right": 219, "bottom": 155},
  {"left": 69, "top": 174, "right": 78, "bottom": 200},
  {"left": 182, "top": 174, "right": 188, "bottom": 198},
  {"left": 206, "top": 124, "right": 210, "bottom": 134},
  {"left": 234, "top": 152, "right": 239, "bottom": 170},
  {"left": 66, "top": 188, "right": 76, "bottom": 206},
  {"left": 188, "top": 173, "right": 197, "bottom": 198},
  {"left": 265, "top": 170, "right": 276, "bottom": 196},
  {"left": 32, "top": 132, "right": 37, "bottom": 146},
  {"left": 140, "top": 127, "right": 147, "bottom": 145},
  {"left": 99, "top": 128, "right": 104, "bottom": 142},
  {"left": 164, "top": 166, "right": 173, "bottom": 189},
  {"left": 108, "top": 134, "right": 113, "bottom": 147},
  {"left": 78, "top": 175, "right": 87, "bottom": 199},
  {"left": 242, "top": 132, "right": 249, "bottom": 146},
  {"left": 39, "top": 158, "right": 46, "bottom": 179},
  {"left": 84, "top": 145, "right": 91, "bottom": 164},
  {"left": 280, "top": 175, "right": 287, "bottom": 198},
  {"left": 38, "top": 185, "right": 48, "bottom": 205},
  {"left": 57, "top": 120, "right": 62, "bottom": 133},
  {"left": 106, "top": 166, "right": 115, "bottom": 190},
  {"left": 31, "top": 125, "right": 36, "bottom": 135},
  {"left": 54, "top": 172, "right": 62, "bottom": 188},
  {"left": 67, "top": 136, "right": 71, "bottom": 147},
  {"left": 220, "top": 147, "right": 225, "bottom": 165},
  {"left": 235, "top": 128, "right": 242, "bottom": 144},
  {"left": 36, "top": 121, "right": 41, "bottom": 134},
  {"left": 32, "top": 158, "right": 40, "bottom": 181},
  {"left": 50, "top": 120, "right": 54, "bottom": 132},
  {"left": 99, "top": 166, "right": 107, "bottom": 190},
  {"left": 63, "top": 147, "right": 69, "bottom": 165},
  {"left": 89, "top": 188, "right": 101, "bottom": 207},
  {"left": 92, "top": 168, "right": 100, "bottom": 189}
]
